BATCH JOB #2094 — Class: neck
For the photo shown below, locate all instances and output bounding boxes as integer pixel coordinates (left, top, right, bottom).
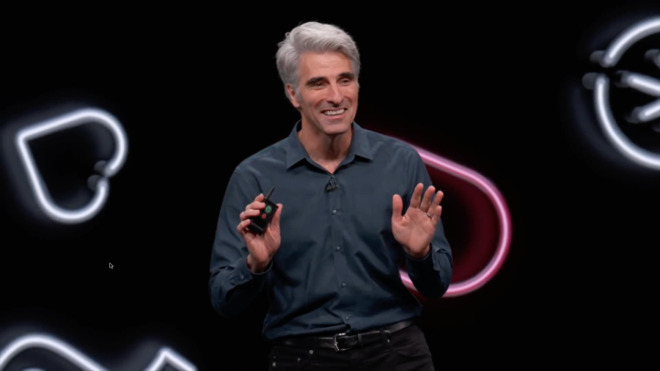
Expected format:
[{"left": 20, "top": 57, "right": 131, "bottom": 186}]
[{"left": 298, "top": 125, "right": 352, "bottom": 173}]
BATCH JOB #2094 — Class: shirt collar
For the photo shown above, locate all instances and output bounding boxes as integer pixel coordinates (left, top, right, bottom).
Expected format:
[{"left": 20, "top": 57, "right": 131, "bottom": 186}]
[{"left": 284, "top": 121, "right": 375, "bottom": 169}]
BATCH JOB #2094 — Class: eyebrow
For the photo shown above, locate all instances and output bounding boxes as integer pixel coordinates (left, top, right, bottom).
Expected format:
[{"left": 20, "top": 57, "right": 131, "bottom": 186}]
[{"left": 305, "top": 72, "right": 355, "bottom": 86}]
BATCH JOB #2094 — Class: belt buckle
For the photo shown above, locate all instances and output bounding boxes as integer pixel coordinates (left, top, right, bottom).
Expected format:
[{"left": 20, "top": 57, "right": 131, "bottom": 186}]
[{"left": 333, "top": 332, "right": 349, "bottom": 352}]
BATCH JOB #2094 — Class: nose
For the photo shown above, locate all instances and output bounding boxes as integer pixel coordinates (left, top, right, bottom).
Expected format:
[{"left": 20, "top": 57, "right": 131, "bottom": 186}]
[{"left": 325, "top": 82, "right": 343, "bottom": 104}]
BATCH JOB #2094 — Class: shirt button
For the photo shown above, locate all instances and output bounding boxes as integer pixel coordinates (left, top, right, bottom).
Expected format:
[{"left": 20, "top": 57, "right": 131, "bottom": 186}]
[
  {"left": 341, "top": 282, "right": 346, "bottom": 287},
  {"left": 332, "top": 209, "right": 337, "bottom": 214},
  {"left": 335, "top": 246, "right": 341, "bottom": 251}
]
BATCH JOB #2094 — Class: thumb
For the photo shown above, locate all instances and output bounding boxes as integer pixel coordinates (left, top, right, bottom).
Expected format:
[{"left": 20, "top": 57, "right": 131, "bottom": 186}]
[{"left": 271, "top": 203, "right": 283, "bottom": 228}]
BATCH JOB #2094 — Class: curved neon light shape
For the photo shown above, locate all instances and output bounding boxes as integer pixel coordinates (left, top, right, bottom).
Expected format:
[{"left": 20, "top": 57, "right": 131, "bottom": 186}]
[
  {"left": 15, "top": 108, "right": 128, "bottom": 223},
  {"left": 0, "top": 334, "right": 105, "bottom": 370},
  {"left": 593, "top": 17, "right": 660, "bottom": 67},
  {"left": 593, "top": 75, "right": 660, "bottom": 169},
  {"left": 0, "top": 333, "right": 196, "bottom": 371},
  {"left": 586, "top": 16, "right": 660, "bottom": 170},
  {"left": 400, "top": 145, "right": 512, "bottom": 298},
  {"left": 145, "top": 347, "right": 197, "bottom": 371}
]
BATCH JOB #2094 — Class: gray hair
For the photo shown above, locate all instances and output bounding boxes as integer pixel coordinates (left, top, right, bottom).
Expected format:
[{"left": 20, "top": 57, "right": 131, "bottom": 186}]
[{"left": 276, "top": 21, "right": 361, "bottom": 98}]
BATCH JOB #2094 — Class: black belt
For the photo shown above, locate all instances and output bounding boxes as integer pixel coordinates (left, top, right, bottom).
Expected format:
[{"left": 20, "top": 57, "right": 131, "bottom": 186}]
[{"left": 274, "top": 319, "right": 415, "bottom": 352}]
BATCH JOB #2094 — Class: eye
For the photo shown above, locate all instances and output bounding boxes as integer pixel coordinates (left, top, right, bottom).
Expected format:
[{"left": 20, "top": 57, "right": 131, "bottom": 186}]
[
  {"left": 339, "top": 77, "right": 353, "bottom": 85},
  {"left": 307, "top": 79, "right": 326, "bottom": 89}
]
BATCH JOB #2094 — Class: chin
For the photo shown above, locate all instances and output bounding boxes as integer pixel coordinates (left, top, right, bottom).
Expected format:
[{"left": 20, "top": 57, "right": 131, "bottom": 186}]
[
  {"left": 323, "top": 124, "right": 351, "bottom": 136},
  {"left": 322, "top": 117, "right": 352, "bottom": 131}
]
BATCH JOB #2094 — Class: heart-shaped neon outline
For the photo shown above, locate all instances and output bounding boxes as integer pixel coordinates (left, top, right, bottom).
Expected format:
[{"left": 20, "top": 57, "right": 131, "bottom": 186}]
[{"left": 15, "top": 108, "right": 128, "bottom": 224}]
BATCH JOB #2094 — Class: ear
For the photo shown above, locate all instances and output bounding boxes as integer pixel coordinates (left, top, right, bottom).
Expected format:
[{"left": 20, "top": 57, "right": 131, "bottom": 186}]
[{"left": 285, "top": 83, "right": 301, "bottom": 109}]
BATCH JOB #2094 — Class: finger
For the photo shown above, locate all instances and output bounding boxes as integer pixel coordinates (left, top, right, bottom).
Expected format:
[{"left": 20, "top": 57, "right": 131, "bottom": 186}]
[
  {"left": 240, "top": 208, "right": 262, "bottom": 221},
  {"left": 430, "top": 190, "right": 444, "bottom": 210},
  {"left": 236, "top": 218, "right": 252, "bottom": 234},
  {"left": 409, "top": 183, "right": 424, "bottom": 209},
  {"left": 241, "top": 204, "right": 263, "bottom": 222},
  {"left": 429, "top": 191, "right": 444, "bottom": 221},
  {"left": 392, "top": 194, "right": 403, "bottom": 220},
  {"left": 429, "top": 205, "right": 443, "bottom": 224},
  {"left": 246, "top": 200, "right": 266, "bottom": 213},
  {"left": 419, "top": 185, "right": 436, "bottom": 211},
  {"left": 269, "top": 203, "right": 284, "bottom": 229}
]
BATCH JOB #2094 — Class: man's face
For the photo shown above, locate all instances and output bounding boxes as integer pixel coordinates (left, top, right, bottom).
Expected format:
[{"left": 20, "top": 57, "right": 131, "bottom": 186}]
[{"left": 286, "top": 51, "right": 359, "bottom": 137}]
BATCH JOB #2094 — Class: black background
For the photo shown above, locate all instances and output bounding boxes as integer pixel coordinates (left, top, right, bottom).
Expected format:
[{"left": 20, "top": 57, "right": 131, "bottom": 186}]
[{"left": 2, "top": 3, "right": 660, "bottom": 369}]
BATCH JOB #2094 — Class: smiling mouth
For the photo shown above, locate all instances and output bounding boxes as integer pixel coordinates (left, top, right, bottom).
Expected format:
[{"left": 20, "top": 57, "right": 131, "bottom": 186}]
[{"left": 323, "top": 108, "right": 347, "bottom": 116}]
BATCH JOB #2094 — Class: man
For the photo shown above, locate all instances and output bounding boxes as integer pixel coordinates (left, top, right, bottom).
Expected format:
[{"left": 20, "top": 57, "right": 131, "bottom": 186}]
[{"left": 209, "top": 21, "right": 452, "bottom": 370}]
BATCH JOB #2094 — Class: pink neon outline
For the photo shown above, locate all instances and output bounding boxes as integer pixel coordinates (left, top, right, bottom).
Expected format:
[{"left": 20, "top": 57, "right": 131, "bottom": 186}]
[{"left": 399, "top": 145, "right": 512, "bottom": 298}]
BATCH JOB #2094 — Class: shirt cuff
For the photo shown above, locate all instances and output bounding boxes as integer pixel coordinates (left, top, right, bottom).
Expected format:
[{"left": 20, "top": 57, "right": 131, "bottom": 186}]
[
  {"left": 405, "top": 247, "right": 433, "bottom": 271},
  {"left": 231, "top": 257, "right": 270, "bottom": 286}
]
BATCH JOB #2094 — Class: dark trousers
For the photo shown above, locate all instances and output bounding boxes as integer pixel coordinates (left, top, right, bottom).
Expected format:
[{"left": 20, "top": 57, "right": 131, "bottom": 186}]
[{"left": 268, "top": 324, "right": 435, "bottom": 370}]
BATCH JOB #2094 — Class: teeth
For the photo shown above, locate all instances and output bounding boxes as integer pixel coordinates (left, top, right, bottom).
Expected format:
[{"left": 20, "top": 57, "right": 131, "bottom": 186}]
[{"left": 324, "top": 109, "right": 345, "bottom": 116}]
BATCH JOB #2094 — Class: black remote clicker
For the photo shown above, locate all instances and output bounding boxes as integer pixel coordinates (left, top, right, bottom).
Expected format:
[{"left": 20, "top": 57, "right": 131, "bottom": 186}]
[{"left": 247, "top": 187, "right": 278, "bottom": 235}]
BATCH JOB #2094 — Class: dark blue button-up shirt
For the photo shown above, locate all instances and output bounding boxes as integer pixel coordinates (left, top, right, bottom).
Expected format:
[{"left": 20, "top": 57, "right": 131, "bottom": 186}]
[{"left": 209, "top": 121, "right": 452, "bottom": 340}]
